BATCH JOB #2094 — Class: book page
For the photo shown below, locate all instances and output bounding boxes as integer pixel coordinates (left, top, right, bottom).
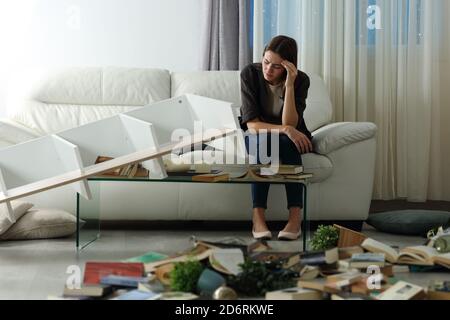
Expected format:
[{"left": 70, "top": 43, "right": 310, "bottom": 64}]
[
  {"left": 401, "top": 245, "right": 437, "bottom": 261},
  {"left": 361, "top": 238, "right": 399, "bottom": 263},
  {"left": 433, "top": 252, "right": 450, "bottom": 268},
  {"left": 210, "top": 248, "right": 245, "bottom": 276},
  {"left": 397, "top": 252, "right": 433, "bottom": 266}
]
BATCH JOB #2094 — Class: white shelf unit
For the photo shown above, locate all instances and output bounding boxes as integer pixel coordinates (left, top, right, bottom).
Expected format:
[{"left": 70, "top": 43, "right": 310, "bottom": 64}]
[{"left": 0, "top": 94, "right": 242, "bottom": 222}]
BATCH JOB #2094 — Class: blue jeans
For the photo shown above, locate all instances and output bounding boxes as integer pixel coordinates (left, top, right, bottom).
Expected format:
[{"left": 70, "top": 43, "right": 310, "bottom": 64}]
[{"left": 244, "top": 133, "right": 304, "bottom": 210}]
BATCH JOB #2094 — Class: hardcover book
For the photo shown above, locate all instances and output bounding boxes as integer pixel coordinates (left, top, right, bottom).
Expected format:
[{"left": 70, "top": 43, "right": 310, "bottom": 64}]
[
  {"left": 362, "top": 238, "right": 450, "bottom": 268},
  {"left": 83, "top": 262, "right": 144, "bottom": 285}
]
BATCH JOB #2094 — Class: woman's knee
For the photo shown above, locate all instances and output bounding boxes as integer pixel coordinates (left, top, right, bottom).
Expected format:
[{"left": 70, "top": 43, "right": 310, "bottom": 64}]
[{"left": 279, "top": 135, "right": 300, "bottom": 153}]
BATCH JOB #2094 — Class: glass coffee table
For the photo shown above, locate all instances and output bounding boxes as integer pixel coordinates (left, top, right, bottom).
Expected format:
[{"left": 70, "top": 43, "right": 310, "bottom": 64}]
[{"left": 76, "top": 169, "right": 312, "bottom": 251}]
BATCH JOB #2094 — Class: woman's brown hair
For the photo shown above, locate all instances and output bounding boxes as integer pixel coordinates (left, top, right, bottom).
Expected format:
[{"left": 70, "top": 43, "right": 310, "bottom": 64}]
[{"left": 263, "top": 35, "right": 298, "bottom": 68}]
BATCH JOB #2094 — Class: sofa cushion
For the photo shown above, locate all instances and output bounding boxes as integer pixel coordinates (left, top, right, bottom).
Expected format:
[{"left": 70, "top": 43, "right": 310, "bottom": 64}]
[
  {"left": 301, "top": 153, "right": 333, "bottom": 183},
  {"left": 9, "top": 67, "right": 171, "bottom": 135},
  {"left": 171, "top": 71, "right": 241, "bottom": 107},
  {"left": 102, "top": 67, "right": 171, "bottom": 106},
  {"left": 0, "top": 208, "right": 78, "bottom": 240},
  {"left": 303, "top": 74, "right": 333, "bottom": 132},
  {"left": 0, "top": 119, "right": 40, "bottom": 145},
  {"left": 367, "top": 210, "right": 450, "bottom": 236},
  {"left": 26, "top": 67, "right": 171, "bottom": 106},
  {"left": 12, "top": 102, "right": 141, "bottom": 135},
  {"left": 172, "top": 72, "right": 333, "bottom": 133},
  {"left": 312, "top": 122, "right": 378, "bottom": 155}
]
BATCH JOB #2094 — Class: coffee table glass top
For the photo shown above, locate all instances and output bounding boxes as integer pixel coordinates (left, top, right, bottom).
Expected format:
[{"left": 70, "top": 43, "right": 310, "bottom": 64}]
[{"left": 76, "top": 169, "right": 311, "bottom": 251}]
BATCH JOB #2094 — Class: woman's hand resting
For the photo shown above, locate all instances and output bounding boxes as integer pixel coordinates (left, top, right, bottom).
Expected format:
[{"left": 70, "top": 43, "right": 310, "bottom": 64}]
[{"left": 283, "top": 126, "right": 313, "bottom": 154}]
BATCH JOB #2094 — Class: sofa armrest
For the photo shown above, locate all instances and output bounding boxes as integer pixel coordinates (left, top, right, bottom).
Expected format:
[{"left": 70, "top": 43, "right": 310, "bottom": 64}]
[
  {"left": 0, "top": 118, "right": 40, "bottom": 146},
  {"left": 312, "top": 122, "right": 377, "bottom": 155}
]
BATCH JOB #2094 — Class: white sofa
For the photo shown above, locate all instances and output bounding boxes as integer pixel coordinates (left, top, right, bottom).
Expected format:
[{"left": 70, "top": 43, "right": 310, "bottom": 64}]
[{"left": 0, "top": 67, "right": 377, "bottom": 224}]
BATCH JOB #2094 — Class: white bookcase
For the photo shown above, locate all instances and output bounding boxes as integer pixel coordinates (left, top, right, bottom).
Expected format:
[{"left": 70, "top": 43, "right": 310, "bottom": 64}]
[{"left": 0, "top": 94, "right": 243, "bottom": 222}]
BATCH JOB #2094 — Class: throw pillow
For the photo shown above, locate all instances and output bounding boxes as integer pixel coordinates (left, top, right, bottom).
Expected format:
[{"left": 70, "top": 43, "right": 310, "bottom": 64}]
[
  {"left": 366, "top": 210, "right": 450, "bottom": 236},
  {"left": 0, "top": 201, "right": 34, "bottom": 234},
  {"left": 0, "top": 208, "right": 77, "bottom": 240}
]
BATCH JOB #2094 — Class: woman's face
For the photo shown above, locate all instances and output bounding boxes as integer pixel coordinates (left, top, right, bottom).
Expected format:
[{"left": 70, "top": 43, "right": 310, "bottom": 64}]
[{"left": 262, "top": 50, "right": 285, "bottom": 85}]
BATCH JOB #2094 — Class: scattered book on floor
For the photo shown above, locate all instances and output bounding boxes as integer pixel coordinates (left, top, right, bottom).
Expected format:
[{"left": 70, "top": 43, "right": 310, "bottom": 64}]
[
  {"left": 360, "top": 238, "right": 399, "bottom": 263},
  {"left": 334, "top": 225, "right": 368, "bottom": 248},
  {"left": 265, "top": 287, "right": 322, "bottom": 300},
  {"left": 350, "top": 278, "right": 391, "bottom": 296},
  {"left": 144, "top": 243, "right": 214, "bottom": 272},
  {"left": 378, "top": 264, "right": 394, "bottom": 277},
  {"left": 63, "top": 284, "right": 113, "bottom": 298},
  {"left": 191, "top": 172, "right": 230, "bottom": 182},
  {"left": 338, "top": 246, "right": 365, "bottom": 260},
  {"left": 392, "top": 265, "right": 410, "bottom": 273},
  {"left": 362, "top": 238, "right": 450, "bottom": 268},
  {"left": 138, "top": 281, "right": 165, "bottom": 294},
  {"left": 83, "top": 262, "right": 144, "bottom": 285},
  {"left": 259, "top": 165, "right": 304, "bottom": 176},
  {"left": 319, "top": 259, "right": 353, "bottom": 276},
  {"left": 209, "top": 248, "right": 245, "bottom": 276},
  {"left": 111, "top": 289, "right": 161, "bottom": 300},
  {"left": 349, "top": 253, "right": 386, "bottom": 269},
  {"left": 153, "top": 263, "right": 174, "bottom": 286},
  {"left": 191, "top": 238, "right": 271, "bottom": 256},
  {"left": 299, "top": 247, "right": 339, "bottom": 266},
  {"left": 331, "top": 292, "right": 375, "bottom": 300},
  {"left": 376, "top": 281, "right": 426, "bottom": 300},
  {"left": 427, "top": 281, "right": 450, "bottom": 300},
  {"left": 397, "top": 246, "right": 450, "bottom": 268},
  {"left": 249, "top": 251, "right": 300, "bottom": 269},
  {"left": 123, "top": 251, "right": 169, "bottom": 264},
  {"left": 99, "top": 275, "right": 151, "bottom": 288},
  {"left": 158, "top": 291, "right": 199, "bottom": 300},
  {"left": 376, "top": 263, "right": 409, "bottom": 277},
  {"left": 325, "top": 271, "right": 365, "bottom": 290},
  {"left": 297, "top": 278, "right": 341, "bottom": 294},
  {"left": 299, "top": 265, "right": 320, "bottom": 281}
]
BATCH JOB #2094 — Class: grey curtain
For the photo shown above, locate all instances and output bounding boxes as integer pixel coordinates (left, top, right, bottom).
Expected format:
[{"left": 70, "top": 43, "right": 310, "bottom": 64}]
[{"left": 200, "top": 0, "right": 252, "bottom": 71}]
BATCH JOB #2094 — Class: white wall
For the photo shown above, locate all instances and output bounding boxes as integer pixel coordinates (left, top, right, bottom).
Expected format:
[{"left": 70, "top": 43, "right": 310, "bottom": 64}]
[{"left": 0, "top": 0, "right": 204, "bottom": 117}]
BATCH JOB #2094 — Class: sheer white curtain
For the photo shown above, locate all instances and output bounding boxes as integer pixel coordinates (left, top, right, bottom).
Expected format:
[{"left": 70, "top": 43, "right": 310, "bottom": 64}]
[{"left": 254, "top": 0, "right": 450, "bottom": 202}]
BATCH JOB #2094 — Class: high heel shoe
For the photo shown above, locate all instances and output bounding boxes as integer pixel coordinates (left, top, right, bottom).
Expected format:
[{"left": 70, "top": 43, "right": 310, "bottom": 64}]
[
  {"left": 277, "top": 229, "right": 302, "bottom": 241},
  {"left": 252, "top": 229, "right": 272, "bottom": 240}
]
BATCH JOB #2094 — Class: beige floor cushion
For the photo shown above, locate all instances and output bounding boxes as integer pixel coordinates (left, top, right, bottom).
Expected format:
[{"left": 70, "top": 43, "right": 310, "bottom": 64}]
[
  {"left": 0, "top": 208, "right": 77, "bottom": 240},
  {"left": 0, "top": 201, "right": 34, "bottom": 235}
]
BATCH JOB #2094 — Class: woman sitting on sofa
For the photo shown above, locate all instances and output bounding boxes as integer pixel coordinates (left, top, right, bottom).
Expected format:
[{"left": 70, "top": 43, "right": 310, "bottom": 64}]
[{"left": 240, "top": 35, "right": 313, "bottom": 241}]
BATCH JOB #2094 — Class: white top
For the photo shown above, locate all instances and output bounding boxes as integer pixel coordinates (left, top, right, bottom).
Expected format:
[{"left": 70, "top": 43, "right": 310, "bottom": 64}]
[{"left": 266, "top": 83, "right": 284, "bottom": 118}]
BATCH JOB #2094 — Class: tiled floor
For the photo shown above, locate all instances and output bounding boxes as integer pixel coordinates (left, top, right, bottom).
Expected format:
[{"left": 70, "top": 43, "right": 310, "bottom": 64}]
[{"left": 0, "top": 224, "right": 448, "bottom": 300}]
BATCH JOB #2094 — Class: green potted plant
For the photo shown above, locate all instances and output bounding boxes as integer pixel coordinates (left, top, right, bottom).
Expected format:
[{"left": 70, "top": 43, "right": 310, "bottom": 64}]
[
  {"left": 310, "top": 225, "right": 339, "bottom": 251},
  {"left": 170, "top": 260, "right": 204, "bottom": 293},
  {"left": 227, "top": 260, "right": 296, "bottom": 297}
]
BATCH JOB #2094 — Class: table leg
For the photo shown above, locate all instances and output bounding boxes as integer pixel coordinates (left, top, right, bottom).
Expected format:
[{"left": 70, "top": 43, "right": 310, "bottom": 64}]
[
  {"left": 76, "top": 180, "right": 101, "bottom": 250},
  {"left": 302, "top": 183, "right": 308, "bottom": 252}
]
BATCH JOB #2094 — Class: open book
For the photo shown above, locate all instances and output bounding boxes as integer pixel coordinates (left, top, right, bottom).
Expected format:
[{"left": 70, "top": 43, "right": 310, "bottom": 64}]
[
  {"left": 361, "top": 238, "right": 450, "bottom": 268},
  {"left": 144, "top": 242, "right": 215, "bottom": 272},
  {"left": 259, "top": 165, "right": 304, "bottom": 176},
  {"left": 230, "top": 166, "right": 312, "bottom": 182}
]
